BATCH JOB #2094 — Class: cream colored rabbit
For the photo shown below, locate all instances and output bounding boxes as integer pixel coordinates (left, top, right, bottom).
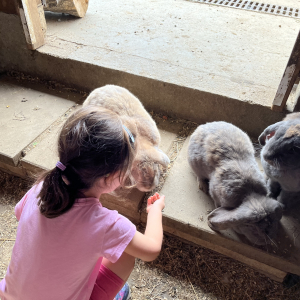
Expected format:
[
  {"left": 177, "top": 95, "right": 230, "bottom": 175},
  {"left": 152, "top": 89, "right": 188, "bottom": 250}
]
[{"left": 83, "top": 85, "right": 170, "bottom": 191}]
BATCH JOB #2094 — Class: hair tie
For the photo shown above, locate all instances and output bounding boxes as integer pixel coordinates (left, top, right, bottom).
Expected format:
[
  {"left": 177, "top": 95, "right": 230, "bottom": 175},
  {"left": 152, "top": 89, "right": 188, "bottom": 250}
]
[
  {"left": 123, "top": 125, "right": 135, "bottom": 144},
  {"left": 56, "top": 161, "right": 66, "bottom": 171}
]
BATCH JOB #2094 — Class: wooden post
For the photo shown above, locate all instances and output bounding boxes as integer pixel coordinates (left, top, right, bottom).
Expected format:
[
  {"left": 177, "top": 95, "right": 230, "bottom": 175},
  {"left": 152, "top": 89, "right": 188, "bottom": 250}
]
[
  {"left": 272, "top": 30, "right": 300, "bottom": 112},
  {"left": 18, "top": 0, "right": 46, "bottom": 50}
]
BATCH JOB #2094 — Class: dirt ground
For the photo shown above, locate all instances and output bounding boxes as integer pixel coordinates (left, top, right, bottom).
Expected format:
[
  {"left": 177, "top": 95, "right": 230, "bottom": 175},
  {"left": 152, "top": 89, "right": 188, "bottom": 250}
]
[{"left": 1, "top": 170, "right": 300, "bottom": 300}]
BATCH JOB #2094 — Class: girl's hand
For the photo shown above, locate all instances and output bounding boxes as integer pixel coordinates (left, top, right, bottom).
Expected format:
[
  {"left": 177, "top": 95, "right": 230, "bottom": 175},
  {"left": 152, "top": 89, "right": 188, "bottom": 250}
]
[
  {"left": 147, "top": 192, "right": 165, "bottom": 213},
  {"left": 126, "top": 192, "right": 165, "bottom": 261}
]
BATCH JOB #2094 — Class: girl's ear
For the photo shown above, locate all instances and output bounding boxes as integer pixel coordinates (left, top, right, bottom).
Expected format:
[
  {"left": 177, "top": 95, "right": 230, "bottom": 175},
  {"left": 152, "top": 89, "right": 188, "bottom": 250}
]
[
  {"left": 104, "top": 171, "right": 121, "bottom": 183},
  {"left": 97, "top": 172, "right": 116, "bottom": 188}
]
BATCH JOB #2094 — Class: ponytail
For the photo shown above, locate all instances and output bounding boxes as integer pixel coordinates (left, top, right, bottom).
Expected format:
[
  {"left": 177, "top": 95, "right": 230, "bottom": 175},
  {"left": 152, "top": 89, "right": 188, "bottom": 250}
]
[{"left": 37, "top": 167, "right": 77, "bottom": 218}]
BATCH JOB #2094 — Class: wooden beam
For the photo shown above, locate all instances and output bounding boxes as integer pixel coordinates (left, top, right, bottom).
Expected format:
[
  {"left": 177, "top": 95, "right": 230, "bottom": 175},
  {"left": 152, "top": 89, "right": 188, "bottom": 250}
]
[
  {"left": 272, "top": 30, "right": 300, "bottom": 112},
  {"left": 18, "top": 0, "right": 46, "bottom": 50}
]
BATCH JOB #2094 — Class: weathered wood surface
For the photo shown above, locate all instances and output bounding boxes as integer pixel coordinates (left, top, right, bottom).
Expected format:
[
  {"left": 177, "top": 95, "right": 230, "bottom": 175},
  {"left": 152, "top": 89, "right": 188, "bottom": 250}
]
[
  {"left": 272, "top": 30, "right": 300, "bottom": 112},
  {"left": 19, "top": 0, "right": 46, "bottom": 50}
]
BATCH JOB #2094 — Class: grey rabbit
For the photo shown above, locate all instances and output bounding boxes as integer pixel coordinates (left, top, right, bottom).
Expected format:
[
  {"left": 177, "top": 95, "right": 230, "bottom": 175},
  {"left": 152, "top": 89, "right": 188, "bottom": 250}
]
[
  {"left": 188, "top": 121, "right": 283, "bottom": 246},
  {"left": 259, "top": 112, "right": 300, "bottom": 209}
]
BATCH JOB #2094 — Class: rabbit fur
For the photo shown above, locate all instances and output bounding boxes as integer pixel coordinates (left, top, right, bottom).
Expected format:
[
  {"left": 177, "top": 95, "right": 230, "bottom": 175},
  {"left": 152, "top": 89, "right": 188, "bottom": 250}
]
[
  {"left": 188, "top": 121, "right": 283, "bottom": 246},
  {"left": 259, "top": 112, "right": 300, "bottom": 209},
  {"left": 83, "top": 85, "right": 170, "bottom": 192}
]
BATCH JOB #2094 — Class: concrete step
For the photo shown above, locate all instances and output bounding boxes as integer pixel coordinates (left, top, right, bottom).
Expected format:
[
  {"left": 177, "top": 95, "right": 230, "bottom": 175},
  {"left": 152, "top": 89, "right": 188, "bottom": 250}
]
[
  {"left": 1, "top": 76, "right": 299, "bottom": 283},
  {"left": 1, "top": 0, "right": 299, "bottom": 138},
  {"left": 0, "top": 75, "right": 82, "bottom": 175}
]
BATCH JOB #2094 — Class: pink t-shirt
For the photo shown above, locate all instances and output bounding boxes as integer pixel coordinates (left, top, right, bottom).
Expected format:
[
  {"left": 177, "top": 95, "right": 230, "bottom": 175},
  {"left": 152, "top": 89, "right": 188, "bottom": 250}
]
[{"left": 0, "top": 184, "right": 136, "bottom": 300}]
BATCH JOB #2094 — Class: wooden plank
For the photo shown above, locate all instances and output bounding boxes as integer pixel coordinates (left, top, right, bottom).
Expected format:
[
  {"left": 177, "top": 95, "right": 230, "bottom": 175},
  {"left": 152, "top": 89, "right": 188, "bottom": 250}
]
[
  {"left": 37, "top": 1, "right": 47, "bottom": 37},
  {"left": 272, "top": 30, "right": 300, "bottom": 112},
  {"left": 18, "top": 0, "right": 46, "bottom": 50},
  {"left": 289, "top": 77, "right": 300, "bottom": 112}
]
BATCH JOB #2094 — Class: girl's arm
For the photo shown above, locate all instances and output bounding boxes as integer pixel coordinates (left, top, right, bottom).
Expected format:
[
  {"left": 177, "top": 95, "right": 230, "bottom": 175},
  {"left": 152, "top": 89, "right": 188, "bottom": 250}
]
[{"left": 124, "top": 193, "right": 165, "bottom": 262}]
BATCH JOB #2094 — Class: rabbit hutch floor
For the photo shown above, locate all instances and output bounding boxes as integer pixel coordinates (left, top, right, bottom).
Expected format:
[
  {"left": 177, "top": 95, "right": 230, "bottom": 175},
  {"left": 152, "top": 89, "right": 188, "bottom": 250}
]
[{"left": 0, "top": 75, "right": 300, "bottom": 284}]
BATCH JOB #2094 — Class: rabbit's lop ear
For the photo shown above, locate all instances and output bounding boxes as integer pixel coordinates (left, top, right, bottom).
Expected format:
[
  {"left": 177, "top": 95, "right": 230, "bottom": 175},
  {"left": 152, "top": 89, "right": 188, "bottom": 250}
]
[
  {"left": 208, "top": 202, "right": 263, "bottom": 231},
  {"left": 258, "top": 121, "right": 284, "bottom": 146},
  {"left": 157, "top": 148, "right": 170, "bottom": 167}
]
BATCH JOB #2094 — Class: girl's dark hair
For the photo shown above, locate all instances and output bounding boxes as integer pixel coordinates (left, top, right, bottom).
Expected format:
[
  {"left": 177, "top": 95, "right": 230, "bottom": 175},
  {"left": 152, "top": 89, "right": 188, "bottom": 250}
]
[{"left": 36, "top": 106, "right": 135, "bottom": 218}]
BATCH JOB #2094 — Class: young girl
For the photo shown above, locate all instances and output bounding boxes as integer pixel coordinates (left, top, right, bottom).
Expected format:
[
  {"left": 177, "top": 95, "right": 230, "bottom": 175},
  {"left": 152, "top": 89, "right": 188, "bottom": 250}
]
[{"left": 0, "top": 106, "right": 165, "bottom": 300}]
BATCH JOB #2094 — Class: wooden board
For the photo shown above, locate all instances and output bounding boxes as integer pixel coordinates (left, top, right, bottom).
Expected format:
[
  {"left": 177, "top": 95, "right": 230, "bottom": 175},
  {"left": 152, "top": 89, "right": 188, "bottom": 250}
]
[
  {"left": 272, "top": 30, "right": 300, "bottom": 112},
  {"left": 19, "top": 0, "right": 46, "bottom": 50}
]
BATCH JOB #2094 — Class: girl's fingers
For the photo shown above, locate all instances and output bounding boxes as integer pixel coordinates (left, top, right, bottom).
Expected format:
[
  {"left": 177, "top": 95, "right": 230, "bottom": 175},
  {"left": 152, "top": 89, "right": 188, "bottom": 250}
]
[
  {"left": 147, "top": 197, "right": 153, "bottom": 206},
  {"left": 153, "top": 193, "right": 159, "bottom": 201},
  {"left": 147, "top": 193, "right": 161, "bottom": 207}
]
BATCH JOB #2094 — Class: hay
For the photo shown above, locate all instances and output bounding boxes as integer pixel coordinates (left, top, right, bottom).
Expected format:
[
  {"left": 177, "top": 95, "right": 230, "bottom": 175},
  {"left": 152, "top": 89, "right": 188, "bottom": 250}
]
[{"left": 130, "top": 231, "right": 300, "bottom": 300}]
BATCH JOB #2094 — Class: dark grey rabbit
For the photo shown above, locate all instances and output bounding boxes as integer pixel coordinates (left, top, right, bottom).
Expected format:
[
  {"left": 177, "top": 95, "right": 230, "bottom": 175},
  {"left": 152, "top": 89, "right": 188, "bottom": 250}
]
[
  {"left": 259, "top": 112, "right": 300, "bottom": 209},
  {"left": 188, "top": 121, "right": 283, "bottom": 246}
]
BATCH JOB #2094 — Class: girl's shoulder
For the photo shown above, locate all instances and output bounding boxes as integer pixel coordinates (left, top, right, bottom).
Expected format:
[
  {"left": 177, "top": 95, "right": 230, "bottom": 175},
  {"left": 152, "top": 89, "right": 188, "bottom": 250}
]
[
  {"left": 15, "top": 182, "right": 42, "bottom": 220},
  {"left": 24, "top": 181, "right": 43, "bottom": 197}
]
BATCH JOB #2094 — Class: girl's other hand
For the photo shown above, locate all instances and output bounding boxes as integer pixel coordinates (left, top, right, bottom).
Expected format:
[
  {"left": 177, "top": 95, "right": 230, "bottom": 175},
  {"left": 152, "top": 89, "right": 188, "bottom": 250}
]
[{"left": 147, "top": 193, "right": 165, "bottom": 213}]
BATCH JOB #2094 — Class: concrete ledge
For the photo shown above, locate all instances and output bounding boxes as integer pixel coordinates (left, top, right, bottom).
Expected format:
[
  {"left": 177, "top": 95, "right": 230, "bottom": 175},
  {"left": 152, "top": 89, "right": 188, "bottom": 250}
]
[
  {"left": 0, "top": 160, "right": 27, "bottom": 178},
  {"left": 0, "top": 7, "right": 293, "bottom": 138},
  {"left": 1, "top": 52, "right": 286, "bottom": 138},
  {"left": 0, "top": 75, "right": 76, "bottom": 166}
]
